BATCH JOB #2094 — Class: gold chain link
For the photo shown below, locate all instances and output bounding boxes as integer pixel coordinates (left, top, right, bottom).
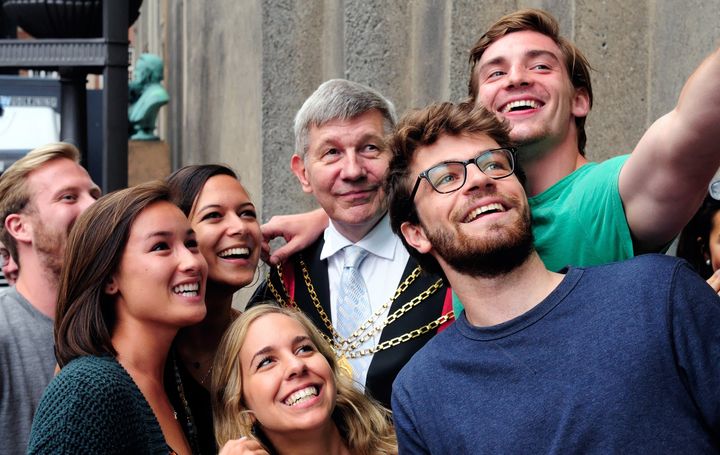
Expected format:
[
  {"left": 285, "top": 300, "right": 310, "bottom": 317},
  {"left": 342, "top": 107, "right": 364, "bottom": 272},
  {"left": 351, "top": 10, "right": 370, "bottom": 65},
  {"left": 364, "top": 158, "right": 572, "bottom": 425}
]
[
  {"left": 265, "top": 257, "right": 454, "bottom": 358},
  {"left": 267, "top": 263, "right": 335, "bottom": 346},
  {"left": 346, "top": 310, "right": 455, "bottom": 358},
  {"left": 335, "top": 274, "right": 444, "bottom": 354}
]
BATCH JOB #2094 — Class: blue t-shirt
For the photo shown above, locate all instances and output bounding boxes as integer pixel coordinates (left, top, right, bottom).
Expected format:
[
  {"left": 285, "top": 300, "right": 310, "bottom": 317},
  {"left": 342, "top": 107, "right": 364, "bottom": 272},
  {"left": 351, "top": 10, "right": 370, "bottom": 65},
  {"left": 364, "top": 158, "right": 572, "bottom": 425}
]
[{"left": 393, "top": 255, "right": 720, "bottom": 454}]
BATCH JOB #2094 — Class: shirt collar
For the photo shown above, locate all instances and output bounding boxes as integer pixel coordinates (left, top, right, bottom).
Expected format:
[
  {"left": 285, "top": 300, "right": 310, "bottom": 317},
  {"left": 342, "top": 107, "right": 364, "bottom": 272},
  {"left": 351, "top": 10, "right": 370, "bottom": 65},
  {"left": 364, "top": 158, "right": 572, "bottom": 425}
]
[{"left": 320, "top": 213, "right": 398, "bottom": 261}]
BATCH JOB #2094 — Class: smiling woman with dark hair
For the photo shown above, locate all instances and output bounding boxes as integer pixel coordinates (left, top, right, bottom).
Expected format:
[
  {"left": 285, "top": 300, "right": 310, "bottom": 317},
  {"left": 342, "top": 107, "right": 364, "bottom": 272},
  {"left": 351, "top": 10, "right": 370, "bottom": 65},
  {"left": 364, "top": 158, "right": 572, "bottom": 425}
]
[
  {"left": 28, "top": 181, "right": 208, "bottom": 454},
  {"left": 165, "top": 164, "right": 262, "bottom": 455}
]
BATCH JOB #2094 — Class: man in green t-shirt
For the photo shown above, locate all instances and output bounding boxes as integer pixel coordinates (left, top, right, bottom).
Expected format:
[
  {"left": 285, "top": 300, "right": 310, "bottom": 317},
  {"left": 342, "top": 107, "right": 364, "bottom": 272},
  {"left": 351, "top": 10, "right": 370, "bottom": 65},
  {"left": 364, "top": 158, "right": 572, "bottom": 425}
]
[{"left": 467, "top": 8, "right": 720, "bottom": 269}]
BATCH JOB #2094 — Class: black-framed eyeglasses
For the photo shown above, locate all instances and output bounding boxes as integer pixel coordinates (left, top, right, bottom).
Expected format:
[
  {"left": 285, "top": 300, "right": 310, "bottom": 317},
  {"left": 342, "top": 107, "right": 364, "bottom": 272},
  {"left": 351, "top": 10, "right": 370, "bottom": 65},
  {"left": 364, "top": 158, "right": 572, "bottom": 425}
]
[
  {"left": 409, "top": 147, "right": 516, "bottom": 203},
  {"left": 0, "top": 248, "right": 9, "bottom": 268}
]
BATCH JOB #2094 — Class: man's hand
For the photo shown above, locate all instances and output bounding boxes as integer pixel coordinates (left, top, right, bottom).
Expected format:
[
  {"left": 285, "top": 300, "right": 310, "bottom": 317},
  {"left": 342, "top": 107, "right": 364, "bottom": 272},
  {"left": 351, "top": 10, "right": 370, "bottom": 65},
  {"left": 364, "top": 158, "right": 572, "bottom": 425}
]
[{"left": 261, "top": 208, "right": 329, "bottom": 265}]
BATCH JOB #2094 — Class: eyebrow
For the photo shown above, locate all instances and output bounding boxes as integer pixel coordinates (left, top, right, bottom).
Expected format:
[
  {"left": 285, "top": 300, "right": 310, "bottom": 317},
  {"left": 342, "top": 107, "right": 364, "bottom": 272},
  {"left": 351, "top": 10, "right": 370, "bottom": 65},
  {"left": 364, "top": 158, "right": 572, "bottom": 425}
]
[
  {"left": 426, "top": 148, "right": 501, "bottom": 168},
  {"left": 311, "top": 132, "right": 386, "bottom": 153},
  {"left": 52, "top": 185, "right": 101, "bottom": 199},
  {"left": 249, "top": 335, "right": 312, "bottom": 366},
  {"left": 145, "top": 231, "right": 173, "bottom": 240},
  {"left": 195, "top": 201, "right": 256, "bottom": 214},
  {"left": 477, "top": 49, "right": 561, "bottom": 73},
  {"left": 526, "top": 49, "right": 561, "bottom": 63}
]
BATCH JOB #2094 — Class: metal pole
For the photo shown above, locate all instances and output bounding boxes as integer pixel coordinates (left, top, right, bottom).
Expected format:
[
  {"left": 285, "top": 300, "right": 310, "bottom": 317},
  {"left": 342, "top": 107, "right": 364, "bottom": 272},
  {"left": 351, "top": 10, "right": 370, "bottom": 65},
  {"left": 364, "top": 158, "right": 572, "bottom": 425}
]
[{"left": 58, "top": 68, "right": 88, "bottom": 164}]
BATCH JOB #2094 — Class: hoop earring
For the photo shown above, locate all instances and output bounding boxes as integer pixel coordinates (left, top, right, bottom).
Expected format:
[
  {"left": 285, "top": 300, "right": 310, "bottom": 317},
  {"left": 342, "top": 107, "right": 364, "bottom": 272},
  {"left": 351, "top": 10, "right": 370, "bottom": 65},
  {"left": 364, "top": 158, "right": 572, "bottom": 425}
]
[
  {"left": 237, "top": 410, "right": 255, "bottom": 437},
  {"left": 248, "top": 264, "right": 262, "bottom": 288}
]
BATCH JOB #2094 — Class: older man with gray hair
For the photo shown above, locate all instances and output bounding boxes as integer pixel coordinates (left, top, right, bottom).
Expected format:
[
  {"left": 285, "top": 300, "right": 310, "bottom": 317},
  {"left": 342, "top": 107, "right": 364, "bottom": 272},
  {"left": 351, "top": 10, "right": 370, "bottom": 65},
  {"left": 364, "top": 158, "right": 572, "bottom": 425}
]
[{"left": 250, "top": 79, "right": 453, "bottom": 408}]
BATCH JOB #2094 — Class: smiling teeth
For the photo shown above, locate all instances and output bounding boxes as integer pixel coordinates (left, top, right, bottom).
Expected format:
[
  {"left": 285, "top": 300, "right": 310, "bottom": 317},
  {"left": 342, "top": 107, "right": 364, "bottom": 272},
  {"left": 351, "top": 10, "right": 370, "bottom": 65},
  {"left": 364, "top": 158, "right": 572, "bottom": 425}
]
[
  {"left": 218, "top": 247, "right": 250, "bottom": 258},
  {"left": 284, "top": 386, "right": 318, "bottom": 406},
  {"left": 173, "top": 282, "right": 199, "bottom": 296},
  {"left": 465, "top": 203, "right": 505, "bottom": 222},
  {"left": 501, "top": 99, "right": 540, "bottom": 113}
]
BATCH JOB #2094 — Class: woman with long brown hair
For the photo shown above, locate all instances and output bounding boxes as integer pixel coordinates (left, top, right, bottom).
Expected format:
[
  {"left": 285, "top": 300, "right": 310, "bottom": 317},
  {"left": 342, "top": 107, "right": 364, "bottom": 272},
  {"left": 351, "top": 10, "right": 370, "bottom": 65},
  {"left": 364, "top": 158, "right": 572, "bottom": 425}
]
[{"left": 28, "top": 181, "right": 207, "bottom": 454}]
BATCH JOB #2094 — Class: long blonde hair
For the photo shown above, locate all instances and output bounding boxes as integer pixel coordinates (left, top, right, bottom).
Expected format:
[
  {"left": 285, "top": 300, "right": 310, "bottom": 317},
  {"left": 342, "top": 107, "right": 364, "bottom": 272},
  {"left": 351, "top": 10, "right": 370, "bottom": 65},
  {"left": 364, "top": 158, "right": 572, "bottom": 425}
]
[{"left": 211, "top": 304, "right": 397, "bottom": 454}]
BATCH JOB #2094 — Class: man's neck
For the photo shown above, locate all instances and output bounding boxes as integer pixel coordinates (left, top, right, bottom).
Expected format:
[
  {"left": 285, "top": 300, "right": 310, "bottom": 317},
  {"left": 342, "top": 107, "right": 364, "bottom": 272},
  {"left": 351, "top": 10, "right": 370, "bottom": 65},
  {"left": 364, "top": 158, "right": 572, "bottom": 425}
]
[
  {"left": 331, "top": 212, "right": 385, "bottom": 243},
  {"left": 521, "top": 132, "right": 588, "bottom": 197},
  {"left": 447, "top": 253, "right": 564, "bottom": 327},
  {"left": 15, "top": 266, "right": 59, "bottom": 320}
]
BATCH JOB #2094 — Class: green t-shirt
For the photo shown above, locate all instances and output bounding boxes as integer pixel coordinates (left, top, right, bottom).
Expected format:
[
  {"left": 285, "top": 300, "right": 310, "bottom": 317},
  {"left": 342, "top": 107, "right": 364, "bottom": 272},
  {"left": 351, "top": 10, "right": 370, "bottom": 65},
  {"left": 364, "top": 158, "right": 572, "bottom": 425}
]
[{"left": 453, "top": 155, "right": 632, "bottom": 315}]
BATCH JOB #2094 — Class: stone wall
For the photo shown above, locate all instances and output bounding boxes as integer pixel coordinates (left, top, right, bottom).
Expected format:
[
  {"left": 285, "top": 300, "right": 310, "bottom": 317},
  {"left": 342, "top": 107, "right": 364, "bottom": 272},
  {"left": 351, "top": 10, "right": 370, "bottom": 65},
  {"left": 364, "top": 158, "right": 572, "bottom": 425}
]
[{"left": 136, "top": 0, "right": 720, "bottom": 221}]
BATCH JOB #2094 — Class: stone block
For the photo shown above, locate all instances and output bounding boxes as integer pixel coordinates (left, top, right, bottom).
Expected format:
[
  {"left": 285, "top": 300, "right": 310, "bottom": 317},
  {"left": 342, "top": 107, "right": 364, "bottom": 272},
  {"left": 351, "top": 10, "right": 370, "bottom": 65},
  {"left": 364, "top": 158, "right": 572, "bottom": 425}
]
[
  {"left": 575, "top": 0, "right": 649, "bottom": 162},
  {"left": 648, "top": 0, "right": 720, "bottom": 120}
]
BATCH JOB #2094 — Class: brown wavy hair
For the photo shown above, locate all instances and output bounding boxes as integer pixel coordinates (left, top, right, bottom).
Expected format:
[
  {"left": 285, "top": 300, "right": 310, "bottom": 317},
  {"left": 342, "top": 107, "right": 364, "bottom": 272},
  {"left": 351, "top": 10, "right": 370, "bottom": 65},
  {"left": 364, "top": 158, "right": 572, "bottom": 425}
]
[
  {"left": 212, "top": 304, "right": 397, "bottom": 454},
  {"left": 386, "top": 101, "right": 519, "bottom": 280},
  {"left": 54, "top": 181, "right": 173, "bottom": 367}
]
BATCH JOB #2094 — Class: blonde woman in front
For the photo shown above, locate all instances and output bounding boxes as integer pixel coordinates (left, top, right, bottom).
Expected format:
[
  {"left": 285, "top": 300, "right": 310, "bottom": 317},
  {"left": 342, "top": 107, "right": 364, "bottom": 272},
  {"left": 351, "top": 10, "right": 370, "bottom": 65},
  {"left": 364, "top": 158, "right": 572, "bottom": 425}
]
[{"left": 212, "top": 304, "right": 397, "bottom": 455}]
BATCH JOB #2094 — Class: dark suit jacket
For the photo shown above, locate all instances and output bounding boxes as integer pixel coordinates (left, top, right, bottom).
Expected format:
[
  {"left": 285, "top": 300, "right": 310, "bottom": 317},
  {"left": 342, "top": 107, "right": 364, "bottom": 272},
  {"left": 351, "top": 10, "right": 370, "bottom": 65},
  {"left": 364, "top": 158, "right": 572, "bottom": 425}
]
[{"left": 250, "top": 237, "right": 453, "bottom": 408}]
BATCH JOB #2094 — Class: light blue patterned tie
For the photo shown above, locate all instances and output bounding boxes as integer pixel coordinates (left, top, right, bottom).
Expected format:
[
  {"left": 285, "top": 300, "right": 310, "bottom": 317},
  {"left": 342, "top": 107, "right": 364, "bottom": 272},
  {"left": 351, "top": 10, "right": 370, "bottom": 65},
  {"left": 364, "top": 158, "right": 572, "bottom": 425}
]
[{"left": 336, "top": 245, "right": 372, "bottom": 385}]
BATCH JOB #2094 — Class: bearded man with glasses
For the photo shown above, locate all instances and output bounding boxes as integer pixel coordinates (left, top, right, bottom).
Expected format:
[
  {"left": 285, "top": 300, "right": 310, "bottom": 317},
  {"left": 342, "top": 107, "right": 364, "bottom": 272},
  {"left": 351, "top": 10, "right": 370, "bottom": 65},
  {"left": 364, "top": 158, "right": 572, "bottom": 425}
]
[{"left": 386, "top": 101, "right": 720, "bottom": 454}]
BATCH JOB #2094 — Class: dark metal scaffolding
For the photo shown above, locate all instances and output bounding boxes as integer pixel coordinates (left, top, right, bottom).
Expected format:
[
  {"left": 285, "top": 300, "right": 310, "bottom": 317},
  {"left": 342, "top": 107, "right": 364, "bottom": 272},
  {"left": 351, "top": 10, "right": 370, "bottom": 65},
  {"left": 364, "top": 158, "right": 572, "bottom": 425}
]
[{"left": 0, "top": 1, "right": 129, "bottom": 192}]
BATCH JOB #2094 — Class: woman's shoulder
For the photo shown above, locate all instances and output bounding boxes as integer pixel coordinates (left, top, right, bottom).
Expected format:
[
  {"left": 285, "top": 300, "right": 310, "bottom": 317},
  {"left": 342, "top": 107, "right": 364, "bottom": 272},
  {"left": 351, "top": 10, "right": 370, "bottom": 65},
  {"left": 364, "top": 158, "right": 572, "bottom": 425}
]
[
  {"left": 39, "top": 356, "right": 138, "bottom": 415},
  {"left": 29, "top": 356, "right": 164, "bottom": 454},
  {"left": 61, "top": 355, "right": 125, "bottom": 376}
]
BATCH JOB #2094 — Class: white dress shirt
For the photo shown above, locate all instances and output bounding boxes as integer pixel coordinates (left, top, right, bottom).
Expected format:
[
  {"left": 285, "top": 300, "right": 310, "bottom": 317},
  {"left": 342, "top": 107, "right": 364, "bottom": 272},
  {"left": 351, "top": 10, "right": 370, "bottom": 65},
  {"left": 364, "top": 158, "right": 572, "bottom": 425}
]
[{"left": 321, "top": 214, "right": 410, "bottom": 386}]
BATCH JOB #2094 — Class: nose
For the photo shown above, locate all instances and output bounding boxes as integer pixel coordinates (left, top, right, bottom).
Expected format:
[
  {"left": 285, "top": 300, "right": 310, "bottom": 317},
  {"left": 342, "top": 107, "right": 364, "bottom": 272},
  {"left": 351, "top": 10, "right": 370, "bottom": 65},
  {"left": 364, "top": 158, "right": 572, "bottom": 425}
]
[
  {"left": 227, "top": 212, "right": 250, "bottom": 237},
  {"left": 506, "top": 64, "right": 530, "bottom": 88},
  {"left": 285, "top": 354, "right": 308, "bottom": 379},
  {"left": 77, "top": 192, "right": 97, "bottom": 212},
  {"left": 179, "top": 244, "right": 206, "bottom": 275},
  {"left": 340, "top": 151, "right": 367, "bottom": 181},
  {"left": 462, "top": 161, "right": 496, "bottom": 194}
]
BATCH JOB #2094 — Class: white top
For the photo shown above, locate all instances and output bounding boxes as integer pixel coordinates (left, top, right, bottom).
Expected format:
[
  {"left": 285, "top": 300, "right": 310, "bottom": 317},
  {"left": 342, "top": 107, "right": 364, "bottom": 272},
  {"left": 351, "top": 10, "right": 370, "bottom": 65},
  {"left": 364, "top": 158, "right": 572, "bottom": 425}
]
[{"left": 321, "top": 214, "right": 409, "bottom": 386}]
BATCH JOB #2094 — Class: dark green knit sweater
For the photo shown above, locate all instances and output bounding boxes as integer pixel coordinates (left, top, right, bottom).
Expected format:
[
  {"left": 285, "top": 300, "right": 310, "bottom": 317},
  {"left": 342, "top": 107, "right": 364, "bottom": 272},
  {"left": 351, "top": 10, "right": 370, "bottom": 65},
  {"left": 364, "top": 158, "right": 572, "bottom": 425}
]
[{"left": 27, "top": 355, "right": 170, "bottom": 454}]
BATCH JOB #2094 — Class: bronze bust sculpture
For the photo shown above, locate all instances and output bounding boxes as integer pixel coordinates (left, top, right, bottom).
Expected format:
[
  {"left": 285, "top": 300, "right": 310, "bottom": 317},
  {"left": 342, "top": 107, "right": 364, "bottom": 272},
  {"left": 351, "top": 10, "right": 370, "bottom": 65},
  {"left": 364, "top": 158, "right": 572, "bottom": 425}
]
[{"left": 128, "top": 53, "right": 169, "bottom": 140}]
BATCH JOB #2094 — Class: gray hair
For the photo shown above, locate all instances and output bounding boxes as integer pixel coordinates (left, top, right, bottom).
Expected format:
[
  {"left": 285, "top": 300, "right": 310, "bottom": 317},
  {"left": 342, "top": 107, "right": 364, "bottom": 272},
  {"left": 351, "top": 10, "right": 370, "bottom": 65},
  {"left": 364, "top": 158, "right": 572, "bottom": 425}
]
[{"left": 293, "top": 79, "right": 397, "bottom": 157}]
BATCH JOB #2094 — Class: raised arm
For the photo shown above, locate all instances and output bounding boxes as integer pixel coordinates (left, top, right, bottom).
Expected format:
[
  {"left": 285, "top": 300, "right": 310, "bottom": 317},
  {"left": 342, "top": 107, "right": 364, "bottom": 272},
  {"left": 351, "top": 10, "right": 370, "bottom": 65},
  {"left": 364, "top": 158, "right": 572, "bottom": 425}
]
[
  {"left": 619, "top": 46, "right": 720, "bottom": 253},
  {"left": 261, "top": 208, "right": 329, "bottom": 265}
]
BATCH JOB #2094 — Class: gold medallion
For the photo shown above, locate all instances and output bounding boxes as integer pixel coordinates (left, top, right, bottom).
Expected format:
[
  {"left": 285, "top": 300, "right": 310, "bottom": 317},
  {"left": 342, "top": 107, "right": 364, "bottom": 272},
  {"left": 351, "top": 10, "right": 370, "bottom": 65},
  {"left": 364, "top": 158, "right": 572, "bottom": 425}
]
[{"left": 337, "top": 355, "right": 353, "bottom": 378}]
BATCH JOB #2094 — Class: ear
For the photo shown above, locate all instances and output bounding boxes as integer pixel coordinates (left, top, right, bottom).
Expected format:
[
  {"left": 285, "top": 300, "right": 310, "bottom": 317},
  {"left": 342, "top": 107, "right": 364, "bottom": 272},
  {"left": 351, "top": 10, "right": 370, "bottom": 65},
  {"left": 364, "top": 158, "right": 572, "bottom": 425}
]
[
  {"left": 571, "top": 87, "right": 591, "bottom": 118},
  {"left": 400, "top": 221, "right": 432, "bottom": 254},
  {"left": 104, "top": 276, "right": 119, "bottom": 295},
  {"left": 290, "top": 154, "right": 313, "bottom": 194},
  {"left": 5, "top": 213, "right": 32, "bottom": 244}
]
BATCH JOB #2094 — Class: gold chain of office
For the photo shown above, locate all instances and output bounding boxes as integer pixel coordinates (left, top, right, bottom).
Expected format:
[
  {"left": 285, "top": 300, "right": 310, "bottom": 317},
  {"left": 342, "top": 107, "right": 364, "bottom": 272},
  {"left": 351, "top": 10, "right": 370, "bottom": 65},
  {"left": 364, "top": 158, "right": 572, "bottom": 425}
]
[{"left": 265, "top": 259, "right": 453, "bottom": 359}]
